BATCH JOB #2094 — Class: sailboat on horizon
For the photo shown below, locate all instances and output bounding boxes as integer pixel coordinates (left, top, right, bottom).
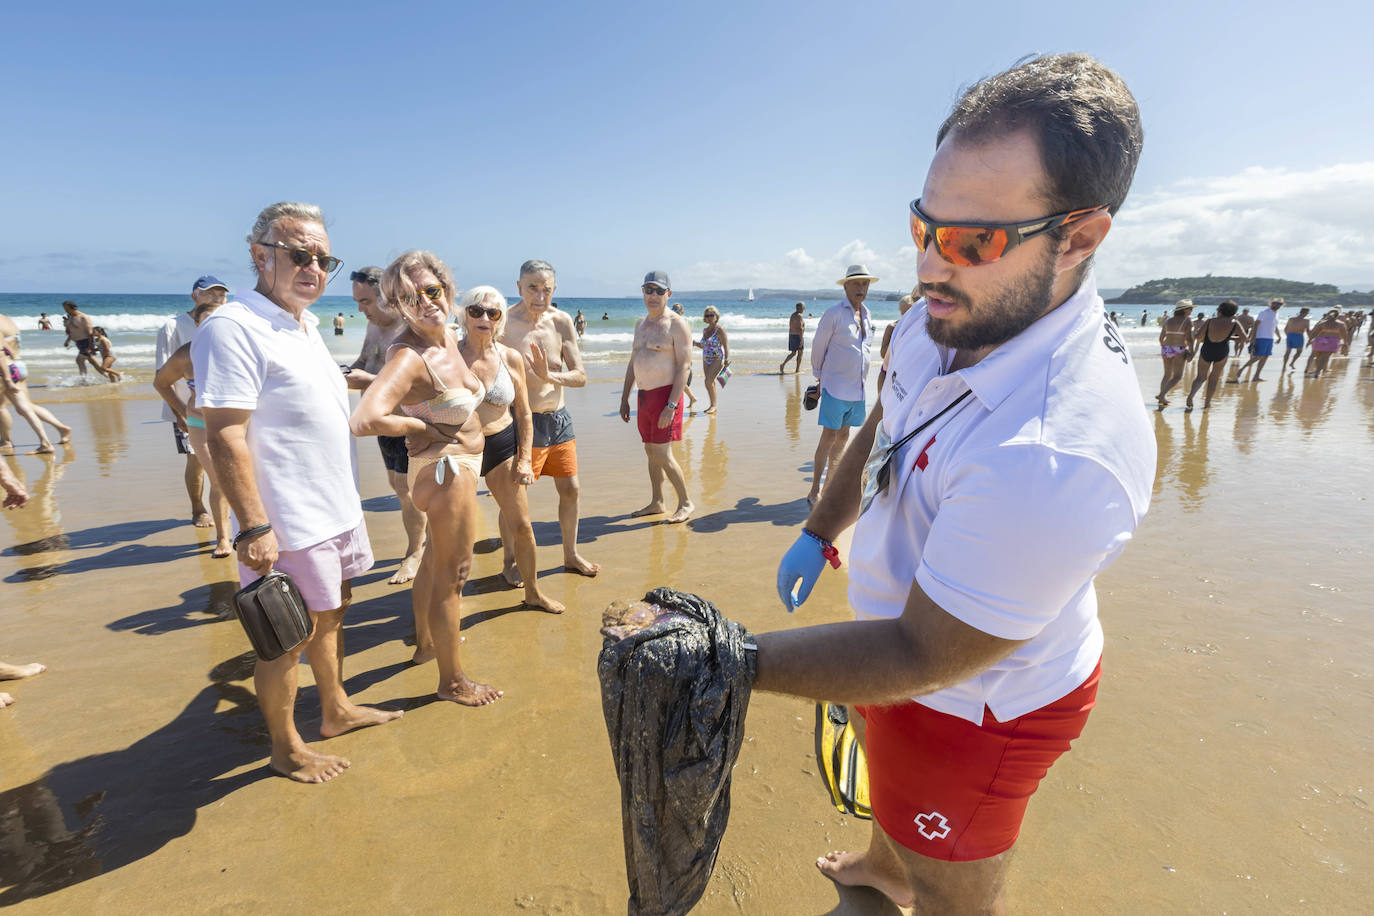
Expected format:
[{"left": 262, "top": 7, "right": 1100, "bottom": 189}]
[{"left": 746, "top": 287, "right": 755, "bottom": 301}]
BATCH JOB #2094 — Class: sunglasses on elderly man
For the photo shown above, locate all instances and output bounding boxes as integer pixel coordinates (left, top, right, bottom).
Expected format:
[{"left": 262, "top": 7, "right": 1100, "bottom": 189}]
[
  {"left": 257, "top": 240, "right": 344, "bottom": 275},
  {"left": 908, "top": 199, "right": 1108, "bottom": 268},
  {"left": 466, "top": 304, "right": 503, "bottom": 320},
  {"left": 349, "top": 270, "right": 379, "bottom": 285},
  {"left": 642, "top": 285, "right": 668, "bottom": 295}
]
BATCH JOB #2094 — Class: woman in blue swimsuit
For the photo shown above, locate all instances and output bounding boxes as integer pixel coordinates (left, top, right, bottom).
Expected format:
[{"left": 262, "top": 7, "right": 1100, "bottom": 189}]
[{"left": 692, "top": 306, "right": 730, "bottom": 414}]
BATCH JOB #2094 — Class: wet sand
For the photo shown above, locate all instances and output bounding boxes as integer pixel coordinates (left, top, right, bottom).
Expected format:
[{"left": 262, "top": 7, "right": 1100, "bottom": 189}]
[{"left": 2, "top": 354, "right": 1372, "bottom": 914}]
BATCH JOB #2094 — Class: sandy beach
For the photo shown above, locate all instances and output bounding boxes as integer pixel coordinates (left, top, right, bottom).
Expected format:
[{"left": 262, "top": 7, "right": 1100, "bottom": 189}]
[{"left": 2, "top": 353, "right": 1372, "bottom": 913}]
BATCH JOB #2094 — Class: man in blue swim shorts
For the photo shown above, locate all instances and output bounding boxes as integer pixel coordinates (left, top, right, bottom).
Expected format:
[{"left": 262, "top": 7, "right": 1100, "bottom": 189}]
[
  {"left": 1235, "top": 297, "right": 1282, "bottom": 382},
  {"left": 807, "top": 266, "right": 875, "bottom": 505}
]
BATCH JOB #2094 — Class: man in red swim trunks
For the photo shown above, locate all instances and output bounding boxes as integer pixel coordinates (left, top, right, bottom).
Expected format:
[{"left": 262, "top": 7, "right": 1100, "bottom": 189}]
[
  {"left": 763, "top": 54, "right": 1156, "bottom": 911},
  {"left": 619, "top": 270, "right": 693, "bottom": 524}
]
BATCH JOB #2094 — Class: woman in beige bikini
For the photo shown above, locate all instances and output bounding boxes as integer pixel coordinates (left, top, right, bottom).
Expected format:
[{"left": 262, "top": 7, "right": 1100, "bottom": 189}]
[
  {"left": 1156, "top": 299, "right": 1195, "bottom": 408},
  {"left": 350, "top": 250, "right": 501, "bottom": 707}
]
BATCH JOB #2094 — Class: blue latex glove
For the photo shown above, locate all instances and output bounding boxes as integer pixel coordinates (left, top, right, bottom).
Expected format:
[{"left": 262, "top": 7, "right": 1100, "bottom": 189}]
[{"left": 776, "top": 533, "right": 826, "bottom": 612}]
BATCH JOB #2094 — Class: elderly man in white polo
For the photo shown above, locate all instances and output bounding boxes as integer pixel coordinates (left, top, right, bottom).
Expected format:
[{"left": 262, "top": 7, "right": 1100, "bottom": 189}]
[
  {"left": 807, "top": 264, "right": 877, "bottom": 506},
  {"left": 193, "top": 201, "right": 402, "bottom": 785}
]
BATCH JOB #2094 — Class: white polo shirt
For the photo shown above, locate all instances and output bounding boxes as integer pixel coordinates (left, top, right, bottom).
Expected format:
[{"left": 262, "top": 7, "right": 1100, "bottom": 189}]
[
  {"left": 191, "top": 289, "right": 362, "bottom": 551},
  {"left": 155, "top": 310, "right": 198, "bottom": 423},
  {"left": 848, "top": 274, "right": 1155, "bottom": 724}
]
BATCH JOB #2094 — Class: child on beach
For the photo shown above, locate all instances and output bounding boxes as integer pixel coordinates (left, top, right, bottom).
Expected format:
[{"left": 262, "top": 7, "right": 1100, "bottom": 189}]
[{"left": 91, "top": 327, "right": 122, "bottom": 382}]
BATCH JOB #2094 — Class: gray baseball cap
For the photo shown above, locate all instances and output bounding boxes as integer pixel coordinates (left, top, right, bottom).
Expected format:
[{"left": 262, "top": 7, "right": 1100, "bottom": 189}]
[{"left": 642, "top": 270, "right": 671, "bottom": 290}]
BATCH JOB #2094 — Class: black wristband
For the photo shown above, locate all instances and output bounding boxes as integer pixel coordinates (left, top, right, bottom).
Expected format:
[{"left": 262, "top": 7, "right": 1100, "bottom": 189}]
[{"left": 232, "top": 523, "right": 272, "bottom": 549}]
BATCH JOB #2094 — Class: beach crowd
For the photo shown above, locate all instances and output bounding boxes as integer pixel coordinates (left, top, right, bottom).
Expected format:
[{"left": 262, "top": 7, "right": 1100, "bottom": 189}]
[{"left": 9, "top": 51, "right": 1367, "bottom": 913}]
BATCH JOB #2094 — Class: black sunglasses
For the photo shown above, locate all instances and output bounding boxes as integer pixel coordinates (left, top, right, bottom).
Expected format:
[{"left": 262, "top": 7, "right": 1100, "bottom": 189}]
[
  {"left": 349, "top": 270, "right": 379, "bottom": 285},
  {"left": 258, "top": 240, "right": 344, "bottom": 275},
  {"left": 466, "top": 304, "right": 503, "bottom": 320},
  {"left": 642, "top": 285, "right": 668, "bottom": 295}
]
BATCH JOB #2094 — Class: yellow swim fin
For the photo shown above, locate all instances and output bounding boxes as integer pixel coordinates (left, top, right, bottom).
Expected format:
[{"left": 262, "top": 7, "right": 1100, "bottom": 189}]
[{"left": 814, "top": 702, "right": 872, "bottom": 820}]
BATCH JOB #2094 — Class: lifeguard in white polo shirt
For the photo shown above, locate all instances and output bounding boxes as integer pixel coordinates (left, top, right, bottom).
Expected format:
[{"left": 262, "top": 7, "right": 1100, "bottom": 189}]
[{"left": 760, "top": 54, "right": 1155, "bottom": 912}]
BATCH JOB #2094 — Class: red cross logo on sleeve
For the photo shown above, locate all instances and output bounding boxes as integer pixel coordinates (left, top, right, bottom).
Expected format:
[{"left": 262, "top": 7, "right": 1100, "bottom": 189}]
[{"left": 913, "top": 435, "right": 937, "bottom": 472}]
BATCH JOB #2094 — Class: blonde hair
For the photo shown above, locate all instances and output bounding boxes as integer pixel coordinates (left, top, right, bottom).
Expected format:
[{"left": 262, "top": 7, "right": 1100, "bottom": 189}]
[
  {"left": 381, "top": 250, "right": 458, "bottom": 323},
  {"left": 703, "top": 306, "right": 720, "bottom": 320},
  {"left": 456, "top": 286, "right": 508, "bottom": 340}
]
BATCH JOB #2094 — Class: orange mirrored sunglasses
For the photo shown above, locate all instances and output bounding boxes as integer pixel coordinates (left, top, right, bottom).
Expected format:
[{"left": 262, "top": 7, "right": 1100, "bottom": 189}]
[{"left": 909, "top": 199, "right": 1108, "bottom": 267}]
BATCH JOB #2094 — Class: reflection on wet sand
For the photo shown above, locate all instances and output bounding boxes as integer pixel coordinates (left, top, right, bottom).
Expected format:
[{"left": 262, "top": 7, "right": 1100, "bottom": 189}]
[
  {"left": 783, "top": 373, "right": 802, "bottom": 443},
  {"left": 81, "top": 397, "right": 126, "bottom": 477}
]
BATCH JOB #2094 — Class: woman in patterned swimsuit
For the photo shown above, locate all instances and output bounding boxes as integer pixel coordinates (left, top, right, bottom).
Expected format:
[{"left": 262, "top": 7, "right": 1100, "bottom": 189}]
[
  {"left": 1156, "top": 299, "right": 1195, "bottom": 408},
  {"left": 350, "top": 250, "right": 501, "bottom": 707},
  {"left": 458, "top": 285, "right": 564, "bottom": 614},
  {"left": 692, "top": 306, "right": 730, "bottom": 414}
]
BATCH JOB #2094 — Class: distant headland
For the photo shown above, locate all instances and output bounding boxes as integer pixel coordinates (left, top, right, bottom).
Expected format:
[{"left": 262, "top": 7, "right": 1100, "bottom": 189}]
[{"left": 1106, "top": 276, "right": 1374, "bottom": 308}]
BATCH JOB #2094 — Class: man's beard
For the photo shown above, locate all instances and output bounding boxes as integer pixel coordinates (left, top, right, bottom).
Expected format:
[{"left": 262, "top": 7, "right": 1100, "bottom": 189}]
[{"left": 922, "top": 248, "right": 1057, "bottom": 351}]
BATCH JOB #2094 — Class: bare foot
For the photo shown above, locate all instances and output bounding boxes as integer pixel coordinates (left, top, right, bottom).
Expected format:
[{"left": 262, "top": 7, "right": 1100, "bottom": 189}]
[
  {"left": 0, "top": 692, "right": 13, "bottom": 708},
  {"left": 192, "top": 511, "right": 212, "bottom": 528},
  {"left": 319, "top": 704, "right": 403, "bottom": 738},
  {"left": 0, "top": 661, "right": 46, "bottom": 680},
  {"left": 388, "top": 552, "right": 423, "bottom": 585},
  {"left": 704, "top": 406, "right": 717, "bottom": 415},
  {"left": 0, "top": 442, "right": 12, "bottom": 455},
  {"left": 665, "top": 503, "right": 694, "bottom": 524},
  {"left": 630, "top": 502, "right": 664, "bottom": 518},
  {"left": 438, "top": 677, "right": 504, "bottom": 706},
  {"left": 502, "top": 564, "right": 524, "bottom": 589},
  {"left": 563, "top": 554, "right": 601, "bottom": 577},
  {"left": 523, "top": 590, "right": 566, "bottom": 614},
  {"left": 57, "top": 427, "right": 72, "bottom": 444},
  {"left": 411, "top": 645, "right": 437, "bottom": 665},
  {"left": 271, "top": 747, "right": 350, "bottom": 784},
  {"left": 33, "top": 443, "right": 55, "bottom": 455},
  {"left": 211, "top": 540, "right": 232, "bottom": 559},
  {"left": 816, "top": 850, "right": 915, "bottom": 908}
]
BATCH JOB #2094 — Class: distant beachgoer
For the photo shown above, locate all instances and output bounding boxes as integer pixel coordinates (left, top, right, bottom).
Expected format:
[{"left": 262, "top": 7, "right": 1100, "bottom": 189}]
[
  {"left": 457, "top": 286, "right": 564, "bottom": 613},
  {"left": 1235, "top": 308, "right": 1256, "bottom": 356},
  {"left": 1305, "top": 309, "right": 1349, "bottom": 378},
  {"left": 619, "top": 270, "right": 693, "bottom": 523},
  {"left": 1187, "top": 300, "right": 1244, "bottom": 410},
  {"left": 574, "top": 309, "right": 586, "bottom": 338},
  {"left": 1156, "top": 299, "right": 1195, "bottom": 408},
  {"left": 780, "top": 302, "right": 806, "bottom": 374},
  {"left": 502, "top": 259, "right": 600, "bottom": 576},
  {"left": 38, "top": 313, "right": 53, "bottom": 331},
  {"left": 194, "top": 201, "right": 401, "bottom": 784},
  {"left": 1282, "top": 305, "right": 1310, "bottom": 372},
  {"left": 0, "top": 312, "right": 72, "bottom": 453},
  {"left": 602, "top": 312, "right": 610, "bottom": 320},
  {"left": 807, "top": 264, "right": 875, "bottom": 506},
  {"left": 1191, "top": 311, "right": 1207, "bottom": 339},
  {"left": 90, "top": 327, "right": 122, "bottom": 382},
  {"left": 693, "top": 306, "right": 729, "bottom": 414},
  {"left": 60, "top": 300, "right": 100, "bottom": 379},
  {"left": 346, "top": 266, "right": 426, "bottom": 585},
  {"left": 1140, "top": 310, "right": 1148, "bottom": 326},
  {"left": 1109, "top": 311, "right": 1119, "bottom": 326},
  {"left": 1234, "top": 298, "right": 1282, "bottom": 382},
  {"left": 877, "top": 292, "right": 916, "bottom": 394},
  {"left": 152, "top": 300, "right": 232, "bottom": 558},
  {"left": 350, "top": 250, "right": 502, "bottom": 705},
  {"left": 157, "top": 275, "right": 227, "bottom": 527}
]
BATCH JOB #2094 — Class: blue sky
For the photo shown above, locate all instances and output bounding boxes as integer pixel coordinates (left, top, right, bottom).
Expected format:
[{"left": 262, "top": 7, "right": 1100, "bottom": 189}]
[{"left": 3, "top": 1, "right": 1371, "bottom": 295}]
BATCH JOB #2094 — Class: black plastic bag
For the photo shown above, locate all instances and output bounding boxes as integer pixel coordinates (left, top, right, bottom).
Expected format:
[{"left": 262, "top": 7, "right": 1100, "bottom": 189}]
[{"left": 597, "top": 587, "right": 756, "bottom": 916}]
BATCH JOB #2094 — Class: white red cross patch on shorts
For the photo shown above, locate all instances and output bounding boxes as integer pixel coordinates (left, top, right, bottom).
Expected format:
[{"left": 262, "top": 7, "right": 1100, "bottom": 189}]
[{"left": 914, "top": 810, "right": 951, "bottom": 841}]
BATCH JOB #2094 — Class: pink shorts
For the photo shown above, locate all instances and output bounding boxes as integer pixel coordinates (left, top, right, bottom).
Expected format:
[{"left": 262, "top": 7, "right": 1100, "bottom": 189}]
[
  {"left": 855, "top": 660, "right": 1100, "bottom": 862},
  {"left": 238, "top": 521, "right": 373, "bottom": 613},
  {"left": 1312, "top": 336, "right": 1342, "bottom": 353}
]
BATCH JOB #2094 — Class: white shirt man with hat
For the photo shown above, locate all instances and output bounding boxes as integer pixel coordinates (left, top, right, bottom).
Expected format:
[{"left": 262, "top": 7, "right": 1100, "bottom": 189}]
[
  {"left": 156, "top": 274, "right": 229, "bottom": 526},
  {"left": 807, "top": 264, "right": 876, "bottom": 505}
]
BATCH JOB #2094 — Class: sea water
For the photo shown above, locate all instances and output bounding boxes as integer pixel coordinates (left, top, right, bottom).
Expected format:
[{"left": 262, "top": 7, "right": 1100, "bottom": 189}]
[{"left": 0, "top": 291, "right": 1181, "bottom": 387}]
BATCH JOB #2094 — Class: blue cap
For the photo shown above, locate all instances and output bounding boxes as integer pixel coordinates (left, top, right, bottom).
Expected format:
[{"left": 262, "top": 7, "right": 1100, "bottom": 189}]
[
  {"left": 192, "top": 275, "right": 228, "bottom": 292},
  {"left": 643, "top": 270, "right": 670, "bottom": 290}
]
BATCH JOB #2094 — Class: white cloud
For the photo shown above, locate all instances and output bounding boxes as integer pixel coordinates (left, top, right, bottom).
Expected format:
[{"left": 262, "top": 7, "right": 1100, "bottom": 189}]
[
  {"left": 1095, "top": 162, "right": 1374, "bottom": 290},
  {"left": 679, "top": 162, "right": 1374, "bottom": 293},
  {"left": 680, "top": 240, "right": 919, "bottom": 291}
]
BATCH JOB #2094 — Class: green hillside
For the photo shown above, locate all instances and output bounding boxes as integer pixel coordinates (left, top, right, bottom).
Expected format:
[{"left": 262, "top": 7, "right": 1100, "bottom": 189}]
[{"left": 1107, "top": 276, "right": 1372, "bottom": 306}]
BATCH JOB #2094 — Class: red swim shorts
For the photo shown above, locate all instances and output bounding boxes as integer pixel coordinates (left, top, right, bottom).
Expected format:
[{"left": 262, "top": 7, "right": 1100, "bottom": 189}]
[
  {"left": 855, "top": 660, "right": 1100, "bottom": 862},
  {"left": 636, "top": 384, "right": 684, "bottom": 444}
]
